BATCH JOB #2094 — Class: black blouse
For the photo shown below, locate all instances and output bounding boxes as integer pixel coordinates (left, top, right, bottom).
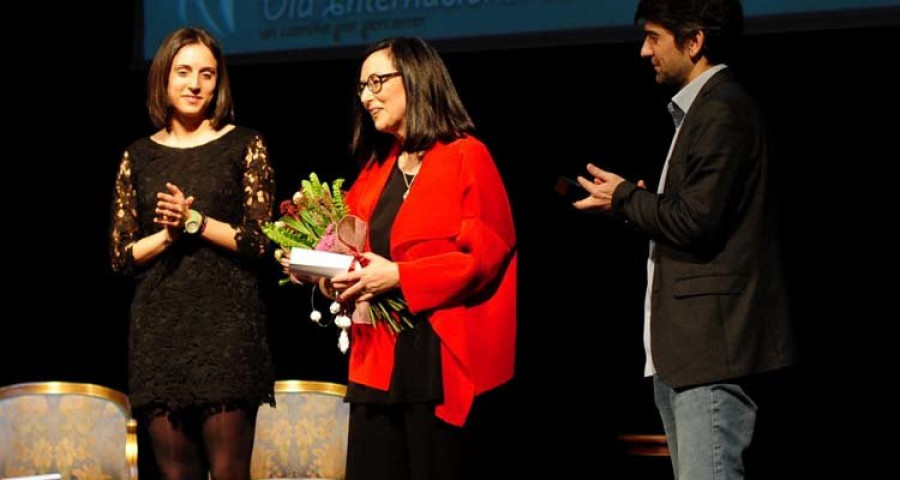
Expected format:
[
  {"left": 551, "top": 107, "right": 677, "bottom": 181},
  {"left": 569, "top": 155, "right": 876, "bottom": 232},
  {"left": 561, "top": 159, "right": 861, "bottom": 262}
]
[{"left": 346, "top": 160, "right": 443, "bottom": 405}]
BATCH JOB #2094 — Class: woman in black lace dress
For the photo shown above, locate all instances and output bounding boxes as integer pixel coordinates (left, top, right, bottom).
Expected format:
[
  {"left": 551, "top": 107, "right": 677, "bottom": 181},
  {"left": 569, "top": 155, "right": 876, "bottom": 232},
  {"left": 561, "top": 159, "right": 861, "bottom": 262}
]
[{"left": 109, "top": 27, "right": 274, "bottom": 479}]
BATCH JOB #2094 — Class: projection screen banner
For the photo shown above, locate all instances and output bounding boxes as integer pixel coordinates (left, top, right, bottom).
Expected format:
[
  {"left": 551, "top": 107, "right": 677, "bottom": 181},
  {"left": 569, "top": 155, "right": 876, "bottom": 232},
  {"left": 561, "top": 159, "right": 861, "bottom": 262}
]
[{"left": 144, "top": 0, "right": 900, "bottom": 60}]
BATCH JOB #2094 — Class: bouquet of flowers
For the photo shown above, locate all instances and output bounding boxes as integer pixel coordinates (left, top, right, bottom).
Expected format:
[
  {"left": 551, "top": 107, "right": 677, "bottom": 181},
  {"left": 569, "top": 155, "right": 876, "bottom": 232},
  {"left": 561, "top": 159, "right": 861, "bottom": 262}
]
[
  {"left": 263, "top": 173, "right": 414, "bottom": 352},
  {"left": 263, "top": 172, "right": 347, "bottom": 258}
]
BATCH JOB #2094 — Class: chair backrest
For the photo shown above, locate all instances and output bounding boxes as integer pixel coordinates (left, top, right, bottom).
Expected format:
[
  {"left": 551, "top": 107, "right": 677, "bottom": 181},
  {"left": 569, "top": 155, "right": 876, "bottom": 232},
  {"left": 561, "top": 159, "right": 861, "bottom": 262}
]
[
  {"left": 617, "top": 433, "right": 670, "bottom": 457},
  {"left": 251, "top": 380, "right": 349, "bottom": 480},
  {"left": 0, "top": 381, "right": 138, "bottom": 480}
]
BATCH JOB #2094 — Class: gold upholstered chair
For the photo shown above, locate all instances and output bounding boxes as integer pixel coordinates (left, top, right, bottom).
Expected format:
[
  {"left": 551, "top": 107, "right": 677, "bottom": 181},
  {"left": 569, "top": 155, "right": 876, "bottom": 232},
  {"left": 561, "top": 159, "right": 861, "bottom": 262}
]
[
  {"left": 0, "top": 381, "right": 138, "bottom": 480},
  {"left": 617, "top": 433, "right": 670, "bottom": 457},
  {"left": 251, "top": 380, "right": 349, "bottom": 480}
]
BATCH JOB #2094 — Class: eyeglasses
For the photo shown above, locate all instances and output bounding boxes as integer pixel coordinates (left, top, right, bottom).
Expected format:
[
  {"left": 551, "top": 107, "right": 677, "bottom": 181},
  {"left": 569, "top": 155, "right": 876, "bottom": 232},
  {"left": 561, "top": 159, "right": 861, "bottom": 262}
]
[{"left": 358, "top": 72, "right": 402, "bottom": 96}]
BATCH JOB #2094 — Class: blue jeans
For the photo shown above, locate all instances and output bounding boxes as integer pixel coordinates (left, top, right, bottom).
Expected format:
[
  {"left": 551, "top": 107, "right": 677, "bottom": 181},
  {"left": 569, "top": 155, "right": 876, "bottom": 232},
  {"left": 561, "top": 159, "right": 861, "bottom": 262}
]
[{"left": 653, "top": 376, "right": 757, "bottom": 480}]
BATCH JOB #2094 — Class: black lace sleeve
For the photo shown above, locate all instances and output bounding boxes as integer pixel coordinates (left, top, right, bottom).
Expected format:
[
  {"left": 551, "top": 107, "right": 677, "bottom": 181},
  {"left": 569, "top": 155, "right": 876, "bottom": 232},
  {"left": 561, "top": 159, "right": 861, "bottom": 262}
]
[
  {"left": 234, "top": 134, "right": 275, "bottom": 259},
  {"left": 110, "top": 151, "right": 138, "bottom": 275}
]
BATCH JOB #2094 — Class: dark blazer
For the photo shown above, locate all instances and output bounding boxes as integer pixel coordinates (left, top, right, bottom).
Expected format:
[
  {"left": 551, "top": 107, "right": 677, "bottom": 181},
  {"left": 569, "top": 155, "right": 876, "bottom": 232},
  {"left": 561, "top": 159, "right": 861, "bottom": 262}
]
[{"left": 612, "top": 69, "right": 796, "bottom": 388}]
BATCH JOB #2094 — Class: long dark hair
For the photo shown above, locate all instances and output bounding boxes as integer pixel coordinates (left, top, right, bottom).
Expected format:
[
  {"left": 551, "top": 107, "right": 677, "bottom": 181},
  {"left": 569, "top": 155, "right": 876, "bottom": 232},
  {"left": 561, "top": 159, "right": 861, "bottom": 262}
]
[
  {"left": 351, "top": 37, "right": 475, "bottom": 164},
  {"left": 635, "top": 0, "right": 743, "bottom": 65},
  {"left": 146, "top": 27, "right": 234, "bottom": 130}
]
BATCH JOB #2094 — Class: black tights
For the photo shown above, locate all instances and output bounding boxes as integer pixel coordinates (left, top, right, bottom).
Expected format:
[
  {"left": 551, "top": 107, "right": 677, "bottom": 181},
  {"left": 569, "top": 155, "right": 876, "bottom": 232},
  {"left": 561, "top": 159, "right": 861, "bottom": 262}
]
[{"left": 146, "top": 405, "right": 258, "bottom": 480}]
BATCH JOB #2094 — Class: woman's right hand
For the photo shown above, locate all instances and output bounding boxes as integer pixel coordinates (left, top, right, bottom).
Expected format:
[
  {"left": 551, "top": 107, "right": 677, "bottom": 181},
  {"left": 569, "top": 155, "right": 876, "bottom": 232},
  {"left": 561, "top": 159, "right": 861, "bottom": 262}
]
[
  {"left": 318, "top": 277, "right": 339, "bottom": 300},
  {"left": 154, "top": 182, "right": 194, "bottom": 242},
  {"left": 332, "top": 252, "right": 398, "bottom": 303}
]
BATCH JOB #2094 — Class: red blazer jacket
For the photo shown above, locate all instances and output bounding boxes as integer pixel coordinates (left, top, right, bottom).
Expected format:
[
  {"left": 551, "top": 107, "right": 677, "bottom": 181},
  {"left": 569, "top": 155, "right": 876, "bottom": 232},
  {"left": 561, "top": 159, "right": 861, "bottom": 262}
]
[{"left": 344, "top": 135, "right": 517, "bottom": 426}]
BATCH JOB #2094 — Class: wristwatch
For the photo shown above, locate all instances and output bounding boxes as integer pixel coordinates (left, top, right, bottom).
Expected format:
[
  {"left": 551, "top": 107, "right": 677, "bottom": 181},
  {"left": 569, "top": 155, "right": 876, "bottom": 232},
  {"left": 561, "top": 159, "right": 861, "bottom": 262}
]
[{"left": 184, "top": 209, "right": 207, "bottom": 235}]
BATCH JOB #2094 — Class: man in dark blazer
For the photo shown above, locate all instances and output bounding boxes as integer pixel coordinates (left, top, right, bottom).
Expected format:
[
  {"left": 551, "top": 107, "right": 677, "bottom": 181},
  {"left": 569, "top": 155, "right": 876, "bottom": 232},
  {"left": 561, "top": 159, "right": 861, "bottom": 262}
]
[{"left": 575, "top": 0, "right": 796, "bottom": 478}]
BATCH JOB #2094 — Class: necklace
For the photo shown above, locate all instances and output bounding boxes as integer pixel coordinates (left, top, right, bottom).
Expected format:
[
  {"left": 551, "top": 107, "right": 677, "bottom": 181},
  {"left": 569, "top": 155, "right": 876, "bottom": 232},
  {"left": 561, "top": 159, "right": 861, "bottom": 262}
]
[
  {"left": 399, "top": 151, "right": 421, "bottom": 200},
  {"left": 401, "top": 169, "right": 416, "bottom": 200}
]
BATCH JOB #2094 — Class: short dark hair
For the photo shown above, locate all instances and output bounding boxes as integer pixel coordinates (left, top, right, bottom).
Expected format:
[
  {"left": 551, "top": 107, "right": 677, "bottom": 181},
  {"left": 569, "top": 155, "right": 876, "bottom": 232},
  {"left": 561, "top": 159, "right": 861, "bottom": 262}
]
[
  {"left": 146, "top": 27, "right": 234, "bottom": 129},
  {"left": 635, "top": 0, "right": 744, "bottom": 64},
  {"left": 351, "top": 37, "right": 475, "bottom": 164}
]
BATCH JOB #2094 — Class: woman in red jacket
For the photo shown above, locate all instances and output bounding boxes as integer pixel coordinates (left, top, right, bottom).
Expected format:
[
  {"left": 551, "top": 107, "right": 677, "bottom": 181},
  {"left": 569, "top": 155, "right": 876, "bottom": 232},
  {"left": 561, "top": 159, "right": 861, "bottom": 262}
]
[{"left": 330, "top": 37, "right": 517, "bottom": 480}]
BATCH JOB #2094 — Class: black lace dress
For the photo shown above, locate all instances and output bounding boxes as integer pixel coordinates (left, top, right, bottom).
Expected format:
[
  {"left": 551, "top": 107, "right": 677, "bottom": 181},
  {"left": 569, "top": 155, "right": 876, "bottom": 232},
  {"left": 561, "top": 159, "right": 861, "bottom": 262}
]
[{"left": 110, "top": 126, "right": 275, "bottom": 412}]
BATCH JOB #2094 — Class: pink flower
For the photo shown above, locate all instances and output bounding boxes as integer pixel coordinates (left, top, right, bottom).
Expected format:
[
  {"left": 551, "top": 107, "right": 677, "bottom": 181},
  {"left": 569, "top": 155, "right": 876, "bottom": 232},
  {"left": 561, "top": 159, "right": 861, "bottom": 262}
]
[{"left": 315, "top": 223, "right": 337, "bottom": 251}]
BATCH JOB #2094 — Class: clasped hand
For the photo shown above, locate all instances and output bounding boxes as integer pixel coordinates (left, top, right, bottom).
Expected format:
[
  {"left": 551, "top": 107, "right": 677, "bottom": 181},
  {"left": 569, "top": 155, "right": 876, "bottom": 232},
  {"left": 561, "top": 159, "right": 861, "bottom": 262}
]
[{"left": 154, "top": 182, "right": 194, "bottom": 231}]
